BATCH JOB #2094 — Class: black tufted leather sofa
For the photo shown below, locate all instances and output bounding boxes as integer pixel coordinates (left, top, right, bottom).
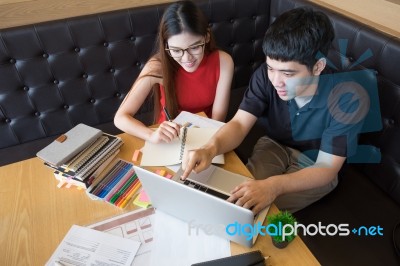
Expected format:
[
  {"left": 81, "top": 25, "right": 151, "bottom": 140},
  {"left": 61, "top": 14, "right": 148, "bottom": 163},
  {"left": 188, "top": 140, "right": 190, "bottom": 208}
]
[
  {"left": 0, "top": 0, "right": 268, "bottom": 166},
  {"left": 0, "top": 0, "right": 399, "bottom": 265}
]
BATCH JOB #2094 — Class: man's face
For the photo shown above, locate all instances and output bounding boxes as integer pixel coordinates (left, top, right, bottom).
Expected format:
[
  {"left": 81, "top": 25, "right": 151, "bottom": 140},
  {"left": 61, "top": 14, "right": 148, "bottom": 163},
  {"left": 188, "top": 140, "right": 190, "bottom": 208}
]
[{"left": 266, "top": 57, "right": 320, "bottom": 101}]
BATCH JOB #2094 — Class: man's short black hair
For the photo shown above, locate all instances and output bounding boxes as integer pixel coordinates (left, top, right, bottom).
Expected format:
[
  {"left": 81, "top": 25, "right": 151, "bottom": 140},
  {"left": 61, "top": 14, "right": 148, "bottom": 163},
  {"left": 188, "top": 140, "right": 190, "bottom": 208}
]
[{"left": 262, "top": 7, "right": 335, "bottom": 70}]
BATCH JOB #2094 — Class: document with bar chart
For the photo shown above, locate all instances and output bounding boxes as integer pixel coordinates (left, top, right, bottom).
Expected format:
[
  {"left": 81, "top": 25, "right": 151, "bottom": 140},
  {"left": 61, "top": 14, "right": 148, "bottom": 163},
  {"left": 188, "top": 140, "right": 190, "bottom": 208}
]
[{"left": 88, "top": 207, "right": 156, "bottom": 266}]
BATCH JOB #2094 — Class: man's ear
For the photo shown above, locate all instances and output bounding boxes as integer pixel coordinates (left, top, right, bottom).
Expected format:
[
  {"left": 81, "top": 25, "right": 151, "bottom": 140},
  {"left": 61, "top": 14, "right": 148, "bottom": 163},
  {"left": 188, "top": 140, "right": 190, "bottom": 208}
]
[{"left": 313, "top": 58, "right": 327, "bottom": 75}]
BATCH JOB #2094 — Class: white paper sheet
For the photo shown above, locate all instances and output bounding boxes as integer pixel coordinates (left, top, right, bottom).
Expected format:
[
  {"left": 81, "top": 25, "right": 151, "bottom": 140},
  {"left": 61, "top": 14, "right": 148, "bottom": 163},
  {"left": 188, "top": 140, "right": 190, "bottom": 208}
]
[
  {"left": 88, "top": 208, "right": 156, "bottom": 266},
  {"left": 166, "top": 164, "right": 181, "bottom": 172},
  {"left": 173, "top": 111, "right": 225, "bottom": 129},
  {"left": 46, "top": 224, "right": 141, "bottom": 266},
  {"left": 150, "top": 210, "right": 231, "bottom": 266}
]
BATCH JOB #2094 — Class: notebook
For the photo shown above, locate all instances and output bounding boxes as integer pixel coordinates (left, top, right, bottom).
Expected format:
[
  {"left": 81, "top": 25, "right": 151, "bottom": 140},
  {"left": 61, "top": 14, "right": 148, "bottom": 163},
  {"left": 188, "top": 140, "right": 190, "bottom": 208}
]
[
  {"left": 140, "top": 127, "right": 224, "bottom": 166},
  {"left": 72, "top": 134, "right": 123, "bottom": 180},
  {"left": 44, "top": 134, "right": 123, "bottom": 181},
  {"left": 64, "top": 135, "right": 109, "bottom": 172},
  {"left": 133, "top": 165, "right": 270, "bottom": 247},
  {"left": 36, "top": 123, "right": 102, "bottom": 167}
]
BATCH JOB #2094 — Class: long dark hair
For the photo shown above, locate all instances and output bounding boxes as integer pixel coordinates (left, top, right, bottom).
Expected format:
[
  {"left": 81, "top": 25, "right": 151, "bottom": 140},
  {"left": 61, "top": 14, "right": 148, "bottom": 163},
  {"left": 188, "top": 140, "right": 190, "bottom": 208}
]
[{"left": 152, "top": 0, "right": 217, "bottom": 120}]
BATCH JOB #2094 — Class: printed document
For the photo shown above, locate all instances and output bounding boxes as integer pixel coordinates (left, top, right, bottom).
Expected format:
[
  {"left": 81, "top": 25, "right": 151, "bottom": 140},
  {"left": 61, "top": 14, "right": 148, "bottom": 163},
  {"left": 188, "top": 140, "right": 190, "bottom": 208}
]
[
  {"left": 88, "top": 208, "right": 156, "bottom": 266},
  {"left": 46, "top": 224, "right": 140, "bottom": 266}
]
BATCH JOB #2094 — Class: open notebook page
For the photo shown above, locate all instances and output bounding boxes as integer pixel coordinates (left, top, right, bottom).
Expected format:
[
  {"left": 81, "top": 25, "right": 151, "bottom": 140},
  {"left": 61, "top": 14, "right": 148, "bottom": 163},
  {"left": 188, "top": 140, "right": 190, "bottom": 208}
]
[
  {"left": 183, "top": 127, "right": 224, "bottom": 164},
  {"left": 140, "top": 127, "right": 224, "bottom": 166}
]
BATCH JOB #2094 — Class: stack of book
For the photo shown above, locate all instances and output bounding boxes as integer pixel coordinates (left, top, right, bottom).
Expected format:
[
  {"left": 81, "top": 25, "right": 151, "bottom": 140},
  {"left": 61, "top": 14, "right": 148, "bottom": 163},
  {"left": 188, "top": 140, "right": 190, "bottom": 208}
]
[{"left": 37, "top": 124, "right": 123, "bottom": 190}]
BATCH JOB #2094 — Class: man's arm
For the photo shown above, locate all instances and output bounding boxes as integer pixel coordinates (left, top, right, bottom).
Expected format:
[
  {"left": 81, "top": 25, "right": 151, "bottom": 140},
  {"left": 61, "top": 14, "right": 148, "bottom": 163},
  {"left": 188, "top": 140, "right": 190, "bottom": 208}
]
[
  {"left": 275, "top": 151, "right": 345, "bottom": 193},
  {"left": 181, "top": 110, "right": 257, "bottom": 179},
  {"left": 229, "top": 150, "right": 346, "bottom": 214}
]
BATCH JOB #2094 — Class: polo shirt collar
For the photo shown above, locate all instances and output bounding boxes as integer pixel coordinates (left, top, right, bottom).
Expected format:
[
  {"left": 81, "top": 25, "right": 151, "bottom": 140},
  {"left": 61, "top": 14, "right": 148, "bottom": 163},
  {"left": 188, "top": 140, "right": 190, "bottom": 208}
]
[{"left": 308, "top": 74, "right": 332, "bottom": 109}]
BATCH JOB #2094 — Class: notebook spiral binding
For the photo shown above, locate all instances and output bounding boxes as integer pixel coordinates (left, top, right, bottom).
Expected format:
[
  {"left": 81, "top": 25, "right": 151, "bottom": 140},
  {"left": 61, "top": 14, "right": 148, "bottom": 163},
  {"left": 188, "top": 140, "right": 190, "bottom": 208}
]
[
  {"left": 76, "top": 138, "right": 123, "bottom": 180},
  {"left": 67, "top": 136, "right": 109, "bottom": 171},
  {"left": 179, "top": 127, "right": 188, "bottom": 161}
]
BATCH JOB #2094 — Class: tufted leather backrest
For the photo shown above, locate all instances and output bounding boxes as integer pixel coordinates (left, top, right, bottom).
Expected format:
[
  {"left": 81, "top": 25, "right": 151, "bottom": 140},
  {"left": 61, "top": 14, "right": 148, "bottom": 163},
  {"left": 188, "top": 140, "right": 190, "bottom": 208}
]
[
  {"left": 0, "top": 5, "right": 162, "bottom": 148},
  {"left": 0, "top": 0, "right": 270, "bottom": 154},
  {"left": 196, "top": 0, "right": 270, "bottom": 119},
  {"left": 1, "top": 0, "right": 399, "bottom": 204},
  {"left": 271, "top": 0, "right": 400, "bottom": 204}
]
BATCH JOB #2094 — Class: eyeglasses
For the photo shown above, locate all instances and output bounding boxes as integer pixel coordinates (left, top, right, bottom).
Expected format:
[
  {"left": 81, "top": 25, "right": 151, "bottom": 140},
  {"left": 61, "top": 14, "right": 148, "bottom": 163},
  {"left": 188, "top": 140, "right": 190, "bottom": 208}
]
[{"left": 165, "top": 42, "right": 205, "bottom": 58}]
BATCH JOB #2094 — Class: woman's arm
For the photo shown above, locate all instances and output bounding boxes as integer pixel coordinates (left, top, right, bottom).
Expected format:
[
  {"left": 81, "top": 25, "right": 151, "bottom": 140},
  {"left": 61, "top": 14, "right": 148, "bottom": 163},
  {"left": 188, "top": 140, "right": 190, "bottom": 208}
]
[
  {"left": 114, "top": 59, "right": 179, "bottom": 143},
  {"left": 211, "top": 50, "right": 234, "bottom": 121}
]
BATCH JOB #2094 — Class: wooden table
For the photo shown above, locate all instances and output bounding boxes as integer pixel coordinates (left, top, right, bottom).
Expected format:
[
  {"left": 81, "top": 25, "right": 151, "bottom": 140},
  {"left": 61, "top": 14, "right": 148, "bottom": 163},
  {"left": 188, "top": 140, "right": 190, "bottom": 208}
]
[{"left": 0, "top": 132, "right": 319, "bottom": 265}]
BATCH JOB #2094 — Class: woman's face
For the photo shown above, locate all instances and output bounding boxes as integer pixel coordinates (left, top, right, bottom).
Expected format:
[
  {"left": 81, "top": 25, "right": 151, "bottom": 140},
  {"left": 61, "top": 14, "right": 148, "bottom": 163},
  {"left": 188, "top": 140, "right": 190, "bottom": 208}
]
[{"left": 166, "top": 32, "right": 206, "bottom": 73}]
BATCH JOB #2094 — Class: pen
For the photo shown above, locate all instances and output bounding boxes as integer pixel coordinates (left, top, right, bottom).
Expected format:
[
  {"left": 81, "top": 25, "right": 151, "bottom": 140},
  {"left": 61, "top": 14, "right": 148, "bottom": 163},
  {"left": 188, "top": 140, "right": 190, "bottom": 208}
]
[
  {"left": 163, "top": 106, "right": 180, "bottom": 139},
  {"left": 163, "top": 106, "right": 173, "bottom": 121}
]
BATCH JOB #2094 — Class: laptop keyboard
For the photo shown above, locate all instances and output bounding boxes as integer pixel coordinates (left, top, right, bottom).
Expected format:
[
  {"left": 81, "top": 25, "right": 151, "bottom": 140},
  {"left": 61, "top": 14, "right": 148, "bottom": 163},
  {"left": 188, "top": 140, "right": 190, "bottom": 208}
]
[{"left": 182, "top": 180, "right": 229, "bottom": 200}]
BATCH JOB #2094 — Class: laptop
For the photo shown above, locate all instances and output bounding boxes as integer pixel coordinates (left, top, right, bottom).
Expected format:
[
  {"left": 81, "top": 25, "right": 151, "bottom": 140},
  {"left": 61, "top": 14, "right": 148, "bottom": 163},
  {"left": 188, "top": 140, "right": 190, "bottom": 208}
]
[{"left": 133, "top": 165, "right": 270, "bottom": 247}]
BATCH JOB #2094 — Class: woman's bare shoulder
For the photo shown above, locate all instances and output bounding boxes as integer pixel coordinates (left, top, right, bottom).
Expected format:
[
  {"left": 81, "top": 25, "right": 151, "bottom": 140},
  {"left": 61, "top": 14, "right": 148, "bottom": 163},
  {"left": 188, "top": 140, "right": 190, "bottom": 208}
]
[
  {"left": 140, "top": 57, "right": 162, "bottom": 78},
  {"left": 217, "top": 50, "right": 234, "bottom": 68}
]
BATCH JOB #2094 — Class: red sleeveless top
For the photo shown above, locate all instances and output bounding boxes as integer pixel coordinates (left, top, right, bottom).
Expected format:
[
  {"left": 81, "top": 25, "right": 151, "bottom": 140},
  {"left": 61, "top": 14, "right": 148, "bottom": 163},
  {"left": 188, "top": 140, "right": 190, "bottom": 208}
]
[{"left": 158, "top": 51, "right": 220, "bottom": 122}]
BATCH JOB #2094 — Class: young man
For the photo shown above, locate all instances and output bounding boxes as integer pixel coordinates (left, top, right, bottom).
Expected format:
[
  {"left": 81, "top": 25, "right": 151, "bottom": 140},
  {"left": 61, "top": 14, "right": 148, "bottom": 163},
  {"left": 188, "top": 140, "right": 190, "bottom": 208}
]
[{"left": 181, "top": 7, "right": 367, "bottom": 214}]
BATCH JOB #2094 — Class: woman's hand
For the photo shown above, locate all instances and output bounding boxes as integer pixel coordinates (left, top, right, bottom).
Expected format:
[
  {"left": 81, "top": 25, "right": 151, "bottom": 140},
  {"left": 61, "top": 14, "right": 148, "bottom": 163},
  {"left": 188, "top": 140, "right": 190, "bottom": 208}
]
[{"left": 149, "top": 121, "right": 181, "bottom": 143}]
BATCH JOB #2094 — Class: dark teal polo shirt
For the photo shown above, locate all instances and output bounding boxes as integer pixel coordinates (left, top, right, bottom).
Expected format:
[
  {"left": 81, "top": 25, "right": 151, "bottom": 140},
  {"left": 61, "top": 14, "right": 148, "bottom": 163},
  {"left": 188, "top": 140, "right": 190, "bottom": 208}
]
[{"left": 239, "top": 63, "right": 366, "bottom": 161}]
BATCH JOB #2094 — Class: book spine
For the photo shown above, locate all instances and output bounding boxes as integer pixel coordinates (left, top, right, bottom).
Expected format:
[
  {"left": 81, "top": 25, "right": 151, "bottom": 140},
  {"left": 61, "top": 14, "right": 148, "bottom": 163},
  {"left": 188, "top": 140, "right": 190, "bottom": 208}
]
[
  {"left": 67, "top": 135, "right": 109, "bottom": 171},
  {"left": 76, "top": 138, "right": 123, "bottom": 180}
]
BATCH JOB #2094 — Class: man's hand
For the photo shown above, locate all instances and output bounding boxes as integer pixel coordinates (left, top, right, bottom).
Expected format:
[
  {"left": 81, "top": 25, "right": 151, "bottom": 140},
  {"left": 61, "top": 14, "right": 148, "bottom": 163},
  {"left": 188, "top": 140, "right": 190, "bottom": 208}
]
[
  {"left": 181, "top": 148, "right": 214, "bottom": 180},
  {"left": 149, "top": 121, "right": 180, "bottom": 143},
  {"left": 227, "top": 179, "right": 277, "bottom": 214}
]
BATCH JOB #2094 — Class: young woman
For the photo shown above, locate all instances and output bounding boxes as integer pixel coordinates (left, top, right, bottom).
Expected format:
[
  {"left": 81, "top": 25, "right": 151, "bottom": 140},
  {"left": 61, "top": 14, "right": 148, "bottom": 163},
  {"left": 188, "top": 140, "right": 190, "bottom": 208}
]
[{"left": 114, "top": 0, "right": 234, "bottom": 144}]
